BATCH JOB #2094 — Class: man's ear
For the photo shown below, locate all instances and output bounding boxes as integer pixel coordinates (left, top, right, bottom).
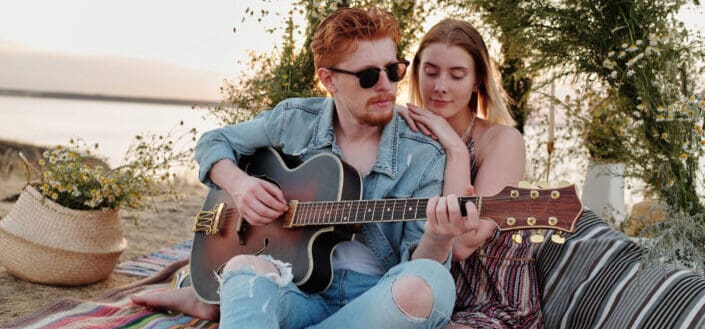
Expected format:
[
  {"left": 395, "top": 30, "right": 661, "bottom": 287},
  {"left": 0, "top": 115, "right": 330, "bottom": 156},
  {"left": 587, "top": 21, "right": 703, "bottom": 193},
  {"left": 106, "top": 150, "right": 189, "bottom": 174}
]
[{"left": 317, "top": 68, "right": 336, "bottom": 94}]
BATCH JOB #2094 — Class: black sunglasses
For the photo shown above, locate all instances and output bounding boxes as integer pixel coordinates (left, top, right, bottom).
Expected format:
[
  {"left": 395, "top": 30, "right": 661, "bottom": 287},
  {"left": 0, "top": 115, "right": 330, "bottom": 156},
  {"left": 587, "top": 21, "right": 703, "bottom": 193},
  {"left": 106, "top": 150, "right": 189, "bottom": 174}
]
[{"left": 327, "top": 59, "right": 409, "bottom": 89}]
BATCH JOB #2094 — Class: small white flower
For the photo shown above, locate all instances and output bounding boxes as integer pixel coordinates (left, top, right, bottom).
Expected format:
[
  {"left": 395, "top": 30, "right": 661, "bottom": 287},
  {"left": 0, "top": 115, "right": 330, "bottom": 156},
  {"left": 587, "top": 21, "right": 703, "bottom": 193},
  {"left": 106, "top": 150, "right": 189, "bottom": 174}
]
[
  {"left": 610, "top": 71, "right": 618, "bottom": 79},
  {"left": 626, "top": 69, "right": 635, "bottom": 77}
]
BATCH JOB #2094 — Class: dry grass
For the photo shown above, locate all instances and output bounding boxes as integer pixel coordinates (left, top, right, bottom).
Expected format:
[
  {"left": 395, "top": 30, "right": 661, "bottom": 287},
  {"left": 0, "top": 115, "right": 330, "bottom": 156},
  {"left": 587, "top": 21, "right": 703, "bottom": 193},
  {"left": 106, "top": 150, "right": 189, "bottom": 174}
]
[{"left": 0, "top": 143, "right": 208, "bottom": 323}]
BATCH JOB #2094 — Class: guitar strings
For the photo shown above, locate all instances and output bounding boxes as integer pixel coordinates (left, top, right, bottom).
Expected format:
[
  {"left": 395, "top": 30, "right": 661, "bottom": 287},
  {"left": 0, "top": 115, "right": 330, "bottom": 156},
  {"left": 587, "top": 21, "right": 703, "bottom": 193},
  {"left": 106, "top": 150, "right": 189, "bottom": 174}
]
[{"left": 215, "top": 195, "right": 570, "bottom": 226}]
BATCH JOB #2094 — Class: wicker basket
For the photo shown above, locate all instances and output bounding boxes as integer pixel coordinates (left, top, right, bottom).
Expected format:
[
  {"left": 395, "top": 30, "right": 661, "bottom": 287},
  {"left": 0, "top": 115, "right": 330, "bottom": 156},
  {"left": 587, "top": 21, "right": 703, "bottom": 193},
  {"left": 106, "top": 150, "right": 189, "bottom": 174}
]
[{"left": 0, "top": 185, "right": 127, "bottom": 285}]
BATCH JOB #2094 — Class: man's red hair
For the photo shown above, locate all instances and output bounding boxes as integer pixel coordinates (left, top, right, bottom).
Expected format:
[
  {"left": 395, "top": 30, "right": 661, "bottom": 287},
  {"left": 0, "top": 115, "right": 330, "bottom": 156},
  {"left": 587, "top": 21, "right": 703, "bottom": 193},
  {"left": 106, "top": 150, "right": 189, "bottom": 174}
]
[{"left": 311, "top": 7, "right": 400, "bottom": 70}]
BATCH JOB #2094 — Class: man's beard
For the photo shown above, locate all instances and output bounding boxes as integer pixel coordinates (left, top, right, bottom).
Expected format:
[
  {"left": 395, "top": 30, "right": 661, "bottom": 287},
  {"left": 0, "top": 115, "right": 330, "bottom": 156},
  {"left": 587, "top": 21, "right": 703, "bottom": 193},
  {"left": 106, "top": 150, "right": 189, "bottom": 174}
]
[{"left": 362, "top": 93, "right": 396, "bottom": 126}]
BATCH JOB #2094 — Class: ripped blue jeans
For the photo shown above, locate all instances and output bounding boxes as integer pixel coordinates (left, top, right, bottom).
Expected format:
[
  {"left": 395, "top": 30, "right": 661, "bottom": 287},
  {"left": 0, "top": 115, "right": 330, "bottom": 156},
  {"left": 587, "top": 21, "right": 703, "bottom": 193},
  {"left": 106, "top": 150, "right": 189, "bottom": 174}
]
[{"left": 218, "top": 258, "right": 455, "bottom": 329}]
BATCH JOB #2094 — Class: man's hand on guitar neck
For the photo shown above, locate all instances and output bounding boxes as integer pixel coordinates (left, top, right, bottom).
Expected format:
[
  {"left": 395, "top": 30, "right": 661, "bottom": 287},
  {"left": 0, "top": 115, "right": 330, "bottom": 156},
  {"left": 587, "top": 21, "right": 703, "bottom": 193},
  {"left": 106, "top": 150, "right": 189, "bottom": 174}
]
[
  {"left": 413, "top": 194, "right": 480, "bottom": 263},
  {"left": 210, "top": 159, "right": 288, "bottom": 226}
]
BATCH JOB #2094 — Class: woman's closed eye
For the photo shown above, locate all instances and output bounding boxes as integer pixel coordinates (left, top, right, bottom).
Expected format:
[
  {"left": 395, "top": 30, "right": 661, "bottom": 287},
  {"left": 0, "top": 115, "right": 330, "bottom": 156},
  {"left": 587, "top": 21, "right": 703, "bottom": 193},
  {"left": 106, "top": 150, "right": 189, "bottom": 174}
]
[{"left": 450, "top": 69, "right": 467, "bottom": 80}]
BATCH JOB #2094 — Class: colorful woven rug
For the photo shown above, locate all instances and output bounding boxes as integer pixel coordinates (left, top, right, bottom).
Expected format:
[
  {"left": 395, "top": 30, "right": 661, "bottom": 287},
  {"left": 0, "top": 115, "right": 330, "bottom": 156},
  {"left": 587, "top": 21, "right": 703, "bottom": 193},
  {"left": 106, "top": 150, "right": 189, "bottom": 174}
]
[
  {"left": 0, "top": 259, "right": 219, "bottom": 329},
  {"left": 114, "top": 240, "right": 193, "bottom": 277},
  {"left": 0, "top": 241, "right": 220, "bottom": 329}
]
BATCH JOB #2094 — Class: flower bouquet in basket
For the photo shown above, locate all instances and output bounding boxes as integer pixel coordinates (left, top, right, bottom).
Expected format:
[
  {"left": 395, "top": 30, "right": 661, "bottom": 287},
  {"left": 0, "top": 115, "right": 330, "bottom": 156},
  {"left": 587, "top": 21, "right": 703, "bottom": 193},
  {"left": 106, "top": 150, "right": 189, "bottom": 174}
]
[{"left": 0, "top": 125, "right": 196, "bottom": 285}]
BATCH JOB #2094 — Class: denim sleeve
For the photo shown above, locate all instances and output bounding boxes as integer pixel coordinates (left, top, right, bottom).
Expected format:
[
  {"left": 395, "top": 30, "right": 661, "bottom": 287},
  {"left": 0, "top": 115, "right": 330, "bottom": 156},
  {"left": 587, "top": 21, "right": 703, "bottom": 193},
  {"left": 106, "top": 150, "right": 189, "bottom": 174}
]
[
  {"left": 399, "top": 155, "right": 452, "bottom": 268},
  {"left": 194, "top": 105, "right": 287, "bottom": 187}
]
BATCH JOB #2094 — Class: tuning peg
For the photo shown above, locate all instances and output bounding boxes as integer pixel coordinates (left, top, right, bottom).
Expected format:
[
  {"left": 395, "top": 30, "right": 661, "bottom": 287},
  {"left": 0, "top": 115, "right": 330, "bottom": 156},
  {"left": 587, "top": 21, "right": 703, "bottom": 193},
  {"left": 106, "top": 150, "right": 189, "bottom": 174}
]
[
  {"left": 529, "top": 230, "right": 545, "bottom": 244},
  {"left": 512, "top": 233, "right": 523, "bottom": 244},
  {"left": 551, "top": 232, "right": 566, "bottom": 244}
]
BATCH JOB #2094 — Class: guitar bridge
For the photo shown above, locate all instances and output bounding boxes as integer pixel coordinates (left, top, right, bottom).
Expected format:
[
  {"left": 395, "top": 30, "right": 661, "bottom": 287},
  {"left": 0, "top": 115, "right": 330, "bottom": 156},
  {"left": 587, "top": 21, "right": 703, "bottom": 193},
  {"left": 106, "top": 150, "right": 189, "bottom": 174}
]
[{"left": 193, "top": 203, "right": 225, "bottom": 235}]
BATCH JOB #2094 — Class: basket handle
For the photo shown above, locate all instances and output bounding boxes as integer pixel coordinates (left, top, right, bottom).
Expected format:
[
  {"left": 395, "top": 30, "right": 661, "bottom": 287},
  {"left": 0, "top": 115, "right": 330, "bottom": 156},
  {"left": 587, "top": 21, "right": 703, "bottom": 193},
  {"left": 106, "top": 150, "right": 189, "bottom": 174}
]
[{"left": 18, "top": 151, "right": 43, "bottom": 186}]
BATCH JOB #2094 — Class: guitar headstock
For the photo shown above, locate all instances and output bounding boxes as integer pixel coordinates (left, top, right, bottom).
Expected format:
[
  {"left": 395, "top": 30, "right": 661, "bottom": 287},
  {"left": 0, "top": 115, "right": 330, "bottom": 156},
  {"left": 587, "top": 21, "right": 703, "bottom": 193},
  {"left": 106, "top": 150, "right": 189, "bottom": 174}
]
[{"left": 480, "top": 183, "right": 583, "bottom": 244}]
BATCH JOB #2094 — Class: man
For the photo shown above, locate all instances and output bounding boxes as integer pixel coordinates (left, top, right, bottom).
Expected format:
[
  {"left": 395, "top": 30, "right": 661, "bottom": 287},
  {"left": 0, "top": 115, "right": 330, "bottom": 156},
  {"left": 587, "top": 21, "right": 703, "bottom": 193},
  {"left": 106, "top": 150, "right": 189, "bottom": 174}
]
[{"left": 134, "top": 7, "right": 479, "bottom": 329}]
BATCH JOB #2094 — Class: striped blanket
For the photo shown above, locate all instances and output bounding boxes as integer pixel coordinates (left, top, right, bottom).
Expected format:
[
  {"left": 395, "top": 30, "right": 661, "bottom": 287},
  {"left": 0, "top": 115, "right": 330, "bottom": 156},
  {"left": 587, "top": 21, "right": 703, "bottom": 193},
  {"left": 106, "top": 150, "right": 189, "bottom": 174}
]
[
  {"left": 536, "top": 210, "right": 705, "bottom": 329},
  {"left": 3, "top": 210, "right": 704, "bottom": 328},
  {"left": 114, "top": 240, "right": 193, "bottom": 277},
  {"left": 0, "top": 259, "right": 219, "bottom": 329}
]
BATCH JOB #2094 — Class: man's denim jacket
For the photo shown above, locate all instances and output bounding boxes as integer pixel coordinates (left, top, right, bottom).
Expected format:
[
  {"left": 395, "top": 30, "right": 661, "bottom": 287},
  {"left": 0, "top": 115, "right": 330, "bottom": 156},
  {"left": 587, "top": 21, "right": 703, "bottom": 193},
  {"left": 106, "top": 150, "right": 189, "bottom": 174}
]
[{"left": 195, "top": 97, "right": 449, "bottom": 271}]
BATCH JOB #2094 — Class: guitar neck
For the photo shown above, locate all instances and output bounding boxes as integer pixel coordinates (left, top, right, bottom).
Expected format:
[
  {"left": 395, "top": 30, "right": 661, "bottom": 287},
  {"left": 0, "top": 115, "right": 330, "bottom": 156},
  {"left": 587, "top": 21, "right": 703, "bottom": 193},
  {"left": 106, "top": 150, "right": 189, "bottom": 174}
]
[
  {"left": 290, "top": 196, "right": 477, "bottom": 226},
  {"left": 286, "top": 184, "right": 582, "bottom": 233}
]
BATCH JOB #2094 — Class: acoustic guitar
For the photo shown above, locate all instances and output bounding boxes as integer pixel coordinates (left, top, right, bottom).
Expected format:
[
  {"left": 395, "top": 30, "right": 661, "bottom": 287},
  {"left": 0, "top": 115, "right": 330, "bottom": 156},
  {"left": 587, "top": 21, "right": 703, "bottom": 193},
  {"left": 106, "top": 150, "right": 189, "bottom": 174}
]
[{"left": 190, "top": 147, "right": 583, "bottom": 304}]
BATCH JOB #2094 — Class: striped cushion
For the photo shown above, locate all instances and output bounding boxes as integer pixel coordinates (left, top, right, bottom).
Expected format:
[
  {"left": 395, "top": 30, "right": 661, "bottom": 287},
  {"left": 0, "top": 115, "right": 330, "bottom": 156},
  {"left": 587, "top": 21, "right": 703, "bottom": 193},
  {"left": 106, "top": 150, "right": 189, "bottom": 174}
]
[{"left": 536, "top": 210, "right": 705, "bottom": 329}]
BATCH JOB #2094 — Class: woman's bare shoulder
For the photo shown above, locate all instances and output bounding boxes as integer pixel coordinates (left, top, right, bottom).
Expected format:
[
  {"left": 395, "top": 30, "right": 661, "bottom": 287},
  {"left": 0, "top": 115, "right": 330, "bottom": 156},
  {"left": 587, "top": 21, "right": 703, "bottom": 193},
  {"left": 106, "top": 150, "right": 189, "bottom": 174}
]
[{"left": 478, "top": 124, "right": 524, "bottom": 149}]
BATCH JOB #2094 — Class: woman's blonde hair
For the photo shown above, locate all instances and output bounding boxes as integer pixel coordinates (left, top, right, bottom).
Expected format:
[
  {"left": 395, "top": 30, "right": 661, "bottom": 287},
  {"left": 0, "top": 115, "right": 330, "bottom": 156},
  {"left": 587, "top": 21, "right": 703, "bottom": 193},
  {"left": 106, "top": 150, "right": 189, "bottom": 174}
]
[{"left": 409, "top": 18, "right": 515, "bottom": 126}]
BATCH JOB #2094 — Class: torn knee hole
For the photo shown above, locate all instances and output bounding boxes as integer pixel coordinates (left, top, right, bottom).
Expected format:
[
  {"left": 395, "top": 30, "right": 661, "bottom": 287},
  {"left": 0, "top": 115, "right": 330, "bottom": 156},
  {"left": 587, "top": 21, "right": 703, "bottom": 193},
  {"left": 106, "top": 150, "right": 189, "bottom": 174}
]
[
  {"left": 392, "top": 276, "right": 433, "bottom": 320},
  {"left": 223, "top": 255, "right": 279, "bottom": 276},
  {"left": 219, "top": 255, "right": 294, "bottom": 288}
]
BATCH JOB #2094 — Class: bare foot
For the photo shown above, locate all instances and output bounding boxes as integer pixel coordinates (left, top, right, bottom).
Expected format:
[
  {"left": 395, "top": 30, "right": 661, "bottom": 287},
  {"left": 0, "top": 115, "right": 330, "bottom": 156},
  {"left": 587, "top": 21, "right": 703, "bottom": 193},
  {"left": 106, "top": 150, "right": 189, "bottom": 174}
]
[{"left": 131, "top": 287, "right": 220, "bottom": 321}]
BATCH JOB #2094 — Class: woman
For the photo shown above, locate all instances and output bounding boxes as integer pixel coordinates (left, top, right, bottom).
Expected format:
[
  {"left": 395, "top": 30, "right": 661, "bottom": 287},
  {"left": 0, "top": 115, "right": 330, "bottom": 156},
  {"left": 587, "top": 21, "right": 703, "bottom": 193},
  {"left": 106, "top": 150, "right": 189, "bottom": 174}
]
[{"left": 401, "top": 18, "right": 542, "bottom": 328}]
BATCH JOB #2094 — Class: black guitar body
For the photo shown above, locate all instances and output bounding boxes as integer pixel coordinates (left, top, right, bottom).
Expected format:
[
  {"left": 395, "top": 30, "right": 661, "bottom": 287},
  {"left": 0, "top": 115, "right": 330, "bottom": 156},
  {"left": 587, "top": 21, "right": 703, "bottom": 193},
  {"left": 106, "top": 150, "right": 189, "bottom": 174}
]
[{"left": 190, "top": 147, "right": 362, "bottom": 303}]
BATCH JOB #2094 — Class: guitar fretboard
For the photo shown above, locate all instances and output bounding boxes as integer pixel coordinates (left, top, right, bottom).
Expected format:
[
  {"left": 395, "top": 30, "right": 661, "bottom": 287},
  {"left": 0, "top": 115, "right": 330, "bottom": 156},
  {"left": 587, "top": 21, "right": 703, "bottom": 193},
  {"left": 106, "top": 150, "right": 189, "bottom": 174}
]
[{"left": 292, "top": 197, "right": 478, "bottom": 225}]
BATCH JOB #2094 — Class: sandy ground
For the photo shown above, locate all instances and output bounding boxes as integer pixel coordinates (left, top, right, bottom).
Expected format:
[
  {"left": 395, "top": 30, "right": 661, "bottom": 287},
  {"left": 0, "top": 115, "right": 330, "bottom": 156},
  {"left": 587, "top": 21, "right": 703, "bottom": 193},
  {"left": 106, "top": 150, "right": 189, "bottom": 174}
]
[{"left": 0, "top": 146, "right": 208, "bottom": 323}]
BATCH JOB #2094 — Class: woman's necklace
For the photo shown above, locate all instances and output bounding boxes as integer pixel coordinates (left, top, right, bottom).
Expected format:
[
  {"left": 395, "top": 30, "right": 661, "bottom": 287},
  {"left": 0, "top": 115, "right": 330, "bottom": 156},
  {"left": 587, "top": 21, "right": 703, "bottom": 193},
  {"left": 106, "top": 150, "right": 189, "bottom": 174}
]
[{"left": 460, "top": 114, "right": 477, "bottom": 143}]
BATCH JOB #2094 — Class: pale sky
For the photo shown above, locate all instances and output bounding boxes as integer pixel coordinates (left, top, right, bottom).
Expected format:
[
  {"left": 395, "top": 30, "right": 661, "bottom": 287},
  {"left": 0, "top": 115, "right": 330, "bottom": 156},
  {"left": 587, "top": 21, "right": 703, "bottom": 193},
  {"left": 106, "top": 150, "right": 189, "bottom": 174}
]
[
  {"left": 0, "top": 1, "right": 703, "bottom": 77},
  {"left": 0, "top": 0, "right": 295, "bottom": 76}
]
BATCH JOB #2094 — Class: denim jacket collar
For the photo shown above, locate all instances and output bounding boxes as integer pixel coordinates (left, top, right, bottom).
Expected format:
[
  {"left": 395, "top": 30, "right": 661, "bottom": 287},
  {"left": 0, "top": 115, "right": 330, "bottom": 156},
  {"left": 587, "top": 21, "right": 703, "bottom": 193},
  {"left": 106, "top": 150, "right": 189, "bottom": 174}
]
[{"left": 309, "top": 98, "right": 398, "bottom": 178}]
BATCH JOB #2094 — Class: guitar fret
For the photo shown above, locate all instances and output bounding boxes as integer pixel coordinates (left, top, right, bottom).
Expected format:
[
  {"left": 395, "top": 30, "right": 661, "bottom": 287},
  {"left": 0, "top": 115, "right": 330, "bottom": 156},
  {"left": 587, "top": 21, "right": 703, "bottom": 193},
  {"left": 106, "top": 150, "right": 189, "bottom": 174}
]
[
  {"left": 317, "top": 203, "right": 324, "bottom": 225},
  {"left": 345, "top": 201, "right": 353, "bottom": 223},
  {"left": 397, "top": 200, "right": 407, "bottom": 222},
  {"left": 311, "top": 203, "right": 318, "bottom": 225},
  {"left": 331, "top": 201, "right": 338, "bottom": 224},
  {"left": 386, "top": 200, "right": 394, "bottom": 221},
  {"left": 389, "top": 199, "right": 397, "bottom": 220},
  {"left": 377, "top": 200, "right": 384, "bottom": 222},
  {"left": 370, "top": 200, "right": 376, "bottom": 223},
  {"left": 310, "top": 203, "right": 318, "bottom": 225},
  {"left": 410, "top": 200, "right": 416, "bottom": 219},
  {"left": 401, "top": 199, "right": 406, "bottom": 221},
  {"left": 323, "top": 202, "right": 330, "bottom": 225},
  {"left": 403, "top": 200, "right": 411, "bottom": 220},
  {"left": 310, "top": 204, "right": 317, "bottom": 224},
  {"left": 353, "top": 200, "right": 360, "bottom": 223},
  {"left": 305, "top": 203, "right": 313, "bottom": 225},
  {"left": 334, "top": 202, "right": 342, "bottom": 223},
  {"left": 415, "top": 199, "right": 420, "bottom": 220},
  {"left": 297, "top": 203, "right": 306, "bottom": 225},
  {"left": 337, "top": 202, "right": 345, "bottom": 223}
]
